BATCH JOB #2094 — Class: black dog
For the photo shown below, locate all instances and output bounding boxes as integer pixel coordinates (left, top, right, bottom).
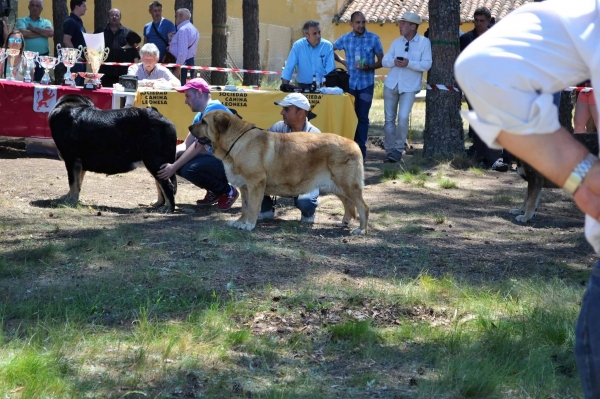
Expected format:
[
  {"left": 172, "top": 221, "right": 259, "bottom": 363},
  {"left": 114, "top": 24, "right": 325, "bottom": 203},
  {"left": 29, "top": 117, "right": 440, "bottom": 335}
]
[
  {"left": 510, "top": 133, "right": 598, "bottom": 222},
  {"left": 49, "top": 94, "right": 177, "bottom": 212}
]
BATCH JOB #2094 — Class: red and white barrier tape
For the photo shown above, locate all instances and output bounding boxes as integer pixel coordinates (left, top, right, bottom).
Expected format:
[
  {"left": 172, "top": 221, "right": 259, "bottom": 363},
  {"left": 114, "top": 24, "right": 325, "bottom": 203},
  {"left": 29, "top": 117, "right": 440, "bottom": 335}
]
[
  {"left": 81, "top": 62, "right": 598, "bottom": 93},
  {"left": 564, "top": 86, "right": 593, "bottom": 92}
]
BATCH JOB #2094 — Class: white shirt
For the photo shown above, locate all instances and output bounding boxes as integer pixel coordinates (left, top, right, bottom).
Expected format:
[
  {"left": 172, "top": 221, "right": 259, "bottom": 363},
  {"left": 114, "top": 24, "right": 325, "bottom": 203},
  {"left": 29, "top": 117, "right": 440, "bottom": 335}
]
[
  {"left": 455, "top": 0, "right": 600, "bottom": 254},
  {"left": 381, "top": 33, "right": 432, "bottom": 92}
]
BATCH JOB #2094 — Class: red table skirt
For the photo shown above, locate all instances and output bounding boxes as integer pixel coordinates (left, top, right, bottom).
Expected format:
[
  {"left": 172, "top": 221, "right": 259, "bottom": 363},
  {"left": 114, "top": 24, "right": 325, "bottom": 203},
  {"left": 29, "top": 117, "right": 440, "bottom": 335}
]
[{"left": 0, "top": 79, "right": 113, "bottom": 139}]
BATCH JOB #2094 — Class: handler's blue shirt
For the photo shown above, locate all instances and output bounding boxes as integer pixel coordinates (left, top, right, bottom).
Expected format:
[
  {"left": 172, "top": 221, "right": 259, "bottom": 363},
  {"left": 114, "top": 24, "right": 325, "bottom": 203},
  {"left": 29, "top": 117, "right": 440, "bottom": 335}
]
[
  {"left": 193, "top": 100, "right": 231, "bottom": 154},
  {"left": 282, "top": 38, "right": 335, "bottom": 85}
]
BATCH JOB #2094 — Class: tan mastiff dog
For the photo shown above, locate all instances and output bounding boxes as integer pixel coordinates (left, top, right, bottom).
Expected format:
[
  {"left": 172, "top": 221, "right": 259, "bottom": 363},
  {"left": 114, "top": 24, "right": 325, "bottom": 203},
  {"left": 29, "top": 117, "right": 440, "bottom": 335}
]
[{"left": 190, "top": 110, "right": 369, "bottom": 234}]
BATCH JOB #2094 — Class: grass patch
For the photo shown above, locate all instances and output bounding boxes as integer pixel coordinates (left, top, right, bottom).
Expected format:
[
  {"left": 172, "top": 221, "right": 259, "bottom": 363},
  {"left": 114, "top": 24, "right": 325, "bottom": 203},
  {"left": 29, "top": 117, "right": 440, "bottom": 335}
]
[
  {"left": 382, "top": 168, "right": 401, "bottom": 181},
  {"left": 438, "top": 178, "right": 458, "bottom": 189},
  {"left": 493, "top": 195, "right": 514, "bottom": 204}
]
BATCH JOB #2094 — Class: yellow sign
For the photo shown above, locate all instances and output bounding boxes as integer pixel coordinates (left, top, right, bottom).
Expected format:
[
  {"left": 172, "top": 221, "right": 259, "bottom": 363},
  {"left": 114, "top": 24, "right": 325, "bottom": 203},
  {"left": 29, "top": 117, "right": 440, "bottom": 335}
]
[{"left": 134, "top": 89, "right": 358, "bottom": 141}]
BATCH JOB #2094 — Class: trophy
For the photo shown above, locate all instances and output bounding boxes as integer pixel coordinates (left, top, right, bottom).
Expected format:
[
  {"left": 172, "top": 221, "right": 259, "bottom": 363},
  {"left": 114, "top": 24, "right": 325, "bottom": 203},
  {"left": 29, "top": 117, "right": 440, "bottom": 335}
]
[
  {"left": 0, "top": 49, "right": 7, "bottom": 69},
  {"left": 23, "top": 51, "right": 39, "bottom": 83},
  {"left": 5, "top": 48, "right": 20, "bottom": 81},
  {"left": 80, "top": 46, "right": 109, "bottom": 90},
  {"left": 57, "top": 44, "right": 82, "bottom": 87},
  {"left": 36, "top": 55, "right": 59, "bottom": 85}
]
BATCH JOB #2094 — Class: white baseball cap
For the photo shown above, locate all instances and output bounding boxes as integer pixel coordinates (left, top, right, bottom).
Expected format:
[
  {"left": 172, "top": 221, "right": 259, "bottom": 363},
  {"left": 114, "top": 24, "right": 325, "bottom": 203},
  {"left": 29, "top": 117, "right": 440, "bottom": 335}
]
[{"left": 274, "top": 93, "right": 311, "bottom": 111}]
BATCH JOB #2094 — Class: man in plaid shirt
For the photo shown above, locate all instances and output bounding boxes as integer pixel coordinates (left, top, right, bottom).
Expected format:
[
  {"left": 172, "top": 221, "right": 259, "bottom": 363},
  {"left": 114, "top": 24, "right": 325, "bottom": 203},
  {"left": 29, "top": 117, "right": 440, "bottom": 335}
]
[{"left": 334, "top": 11, "right": 383, "bottom": 160}]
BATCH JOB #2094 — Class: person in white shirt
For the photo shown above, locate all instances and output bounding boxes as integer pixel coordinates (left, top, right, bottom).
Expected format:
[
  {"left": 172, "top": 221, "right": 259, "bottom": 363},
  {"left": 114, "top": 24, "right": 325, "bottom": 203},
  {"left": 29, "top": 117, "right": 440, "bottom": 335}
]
[
  {"left": 381, "top": 12, "right": 431, "bottom": 163},
  {"left": 455, "top": 1, "right": 600, "bottom": 396}
]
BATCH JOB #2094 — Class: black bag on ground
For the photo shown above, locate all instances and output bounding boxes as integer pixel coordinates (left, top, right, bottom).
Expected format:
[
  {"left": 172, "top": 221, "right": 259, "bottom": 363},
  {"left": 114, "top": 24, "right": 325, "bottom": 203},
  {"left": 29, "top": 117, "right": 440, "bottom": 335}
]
[{"left": 324, "top": 68, "right": 350, "bottom": 92}]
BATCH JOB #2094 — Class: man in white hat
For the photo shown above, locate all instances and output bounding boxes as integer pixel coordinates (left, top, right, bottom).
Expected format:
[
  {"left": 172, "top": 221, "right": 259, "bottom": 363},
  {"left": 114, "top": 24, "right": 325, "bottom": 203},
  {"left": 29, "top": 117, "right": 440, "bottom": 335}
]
[
  {"left": 258, "top": 93, "right": 321, "bottom": 223},
  {"left": 381, "top": 11, "right": 432, "bottom": 163}
]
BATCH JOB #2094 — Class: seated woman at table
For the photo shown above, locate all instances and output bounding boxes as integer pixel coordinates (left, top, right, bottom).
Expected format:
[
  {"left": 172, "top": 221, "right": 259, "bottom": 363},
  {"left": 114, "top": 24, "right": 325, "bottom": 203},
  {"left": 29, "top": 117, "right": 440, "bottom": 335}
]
[
  {"left": 3, "top": 30, "right": 32, "bottom": 82},
  {"left": 127, "top": 43, "right": 180, "bottom": 88}
]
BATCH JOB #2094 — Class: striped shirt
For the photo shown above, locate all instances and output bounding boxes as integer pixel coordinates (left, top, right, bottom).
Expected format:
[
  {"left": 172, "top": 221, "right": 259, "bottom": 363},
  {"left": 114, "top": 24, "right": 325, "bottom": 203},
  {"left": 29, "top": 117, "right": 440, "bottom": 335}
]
[
  {"left": 169, "top": 20, "right": 199, "bottom": 63},
  {"left": 334, "top": 29, "right": 384, "bottom": 90},
  {"left": 127, "top": 63, "right": 179, "bottom": 85}
]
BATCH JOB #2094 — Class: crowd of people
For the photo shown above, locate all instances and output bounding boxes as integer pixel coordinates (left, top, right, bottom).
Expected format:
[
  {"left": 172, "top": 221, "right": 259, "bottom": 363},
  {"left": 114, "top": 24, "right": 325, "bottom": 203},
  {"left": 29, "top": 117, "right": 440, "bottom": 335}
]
[{"left": 0, "top": 0, "right": 197, "bottom": 87}]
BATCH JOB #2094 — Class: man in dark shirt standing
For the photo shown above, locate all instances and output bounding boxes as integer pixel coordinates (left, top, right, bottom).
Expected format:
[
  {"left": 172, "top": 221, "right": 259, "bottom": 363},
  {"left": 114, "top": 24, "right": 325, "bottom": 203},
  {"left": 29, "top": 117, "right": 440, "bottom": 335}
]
[
  {"left": 63, "top": 0, "right": 87, "bottom": 86},
  {"left": 94, "top": 8, "right": 130, "bottom": 88},
  {"left": 460, "top": 7, "right": 509, "bottom": 172}
]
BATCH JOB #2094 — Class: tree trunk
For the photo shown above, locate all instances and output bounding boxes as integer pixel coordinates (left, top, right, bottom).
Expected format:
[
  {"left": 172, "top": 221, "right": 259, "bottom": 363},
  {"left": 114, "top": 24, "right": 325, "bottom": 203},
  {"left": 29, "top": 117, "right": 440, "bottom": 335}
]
[
  {"left": 52, "top": 0, "right": 69, "bottom": 84},
  {"left": 242, "top": 0, "right": 260, "bottom": 86},
  {"left": 559, "top": 92, "right": 574, "bottom": 133},
  {"left": 94, "top": 0, "right": 111, "bottom": 33},
  {"left": 422, "top": 0, "right": 464, "bottom": 158},
  {"left": 211, "top": 0, "right": 227, "bottom": 85},
  {"left": 175, "top": 0, "right": 194, "bottom": 23}
]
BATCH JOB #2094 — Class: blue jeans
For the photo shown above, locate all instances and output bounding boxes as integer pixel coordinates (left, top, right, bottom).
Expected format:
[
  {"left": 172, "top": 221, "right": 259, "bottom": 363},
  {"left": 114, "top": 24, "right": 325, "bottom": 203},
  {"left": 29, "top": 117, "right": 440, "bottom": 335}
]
[
  {"left": 260, "top": 188, "right": 319, "bottom": 217},
  {"left": 576, "top": 259, "right": 600, "bottom": 398},
  {"left": 349, "top": 84, "right": 374, "bottom": 159},
  {"left": 177, "top": 153, "right": 229, "bottom": 195},
  {"left": 180, "top": 57, "right": 196, "bottom": 85}
]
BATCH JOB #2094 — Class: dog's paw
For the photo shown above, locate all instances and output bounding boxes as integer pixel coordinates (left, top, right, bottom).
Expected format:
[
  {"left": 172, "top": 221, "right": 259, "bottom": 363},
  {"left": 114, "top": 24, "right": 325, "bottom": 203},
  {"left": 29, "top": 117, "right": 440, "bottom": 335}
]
[
  {"left": 151, "top": 200, "right": 166, "bottom": 208},
  {"left": 333, "top": 221, "right": 350, "bottom": 227},
  {"left": 58, "top": 194, "right": 78, "bottom": 205},
  {"left": 156, "top": 205, "right": 174, "bottom": 213},
  {"left": 229, "top": 220, "right": 256, "bottom": 231},
  {"left": 351, "top": 228, "right": 366, "bottom": 235},
  {"left": 509, "top": 208, "right": 524, "bottom": 215},
  {"left": 515, "top": 214, "right": 533, "bottom": 223}
]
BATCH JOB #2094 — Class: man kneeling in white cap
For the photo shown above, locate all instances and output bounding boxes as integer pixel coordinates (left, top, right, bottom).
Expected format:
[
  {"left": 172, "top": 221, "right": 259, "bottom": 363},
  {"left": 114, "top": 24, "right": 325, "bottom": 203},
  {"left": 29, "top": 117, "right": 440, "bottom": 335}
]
[{"left": 258, "top": 93, "right": 321, "bottom": 223}]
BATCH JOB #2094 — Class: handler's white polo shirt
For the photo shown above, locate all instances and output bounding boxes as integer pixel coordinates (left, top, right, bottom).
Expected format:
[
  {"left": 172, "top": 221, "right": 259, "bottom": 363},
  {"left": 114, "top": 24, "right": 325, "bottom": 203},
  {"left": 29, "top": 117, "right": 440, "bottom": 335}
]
[{"left": 455, "top": 0, "right": 600, "bottom": 253}]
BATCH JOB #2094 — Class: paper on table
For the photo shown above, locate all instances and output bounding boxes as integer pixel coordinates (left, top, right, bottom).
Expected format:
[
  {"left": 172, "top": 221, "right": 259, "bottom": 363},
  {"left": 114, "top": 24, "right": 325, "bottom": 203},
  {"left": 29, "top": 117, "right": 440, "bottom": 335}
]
[{"left": 82, "top": 33, "right": 105, "bottom": 50}]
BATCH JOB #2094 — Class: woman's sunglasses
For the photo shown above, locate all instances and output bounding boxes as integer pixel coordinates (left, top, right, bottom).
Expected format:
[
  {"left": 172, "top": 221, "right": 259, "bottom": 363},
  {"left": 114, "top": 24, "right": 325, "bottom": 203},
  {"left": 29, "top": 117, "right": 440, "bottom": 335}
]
[{"left": 8, "top": 37, "right": 23, "bottom": 44}]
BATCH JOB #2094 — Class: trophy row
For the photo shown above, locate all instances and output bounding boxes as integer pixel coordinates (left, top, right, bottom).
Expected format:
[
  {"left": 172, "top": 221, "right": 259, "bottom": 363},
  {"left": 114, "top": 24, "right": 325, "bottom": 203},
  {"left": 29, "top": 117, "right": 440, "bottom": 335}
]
[{"left": 0, "top": 44, "right": 109, "bottom": 89}]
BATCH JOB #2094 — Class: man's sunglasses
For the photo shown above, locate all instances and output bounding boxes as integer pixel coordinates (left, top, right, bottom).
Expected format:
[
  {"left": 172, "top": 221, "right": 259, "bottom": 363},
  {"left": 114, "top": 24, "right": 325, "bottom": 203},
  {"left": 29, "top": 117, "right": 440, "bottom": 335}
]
[
  {"left": 8, "top": 37, "right": 23, "bottom": 44},
  {"left": 405, "top": 41, "right": 410, "bottom": 52}
]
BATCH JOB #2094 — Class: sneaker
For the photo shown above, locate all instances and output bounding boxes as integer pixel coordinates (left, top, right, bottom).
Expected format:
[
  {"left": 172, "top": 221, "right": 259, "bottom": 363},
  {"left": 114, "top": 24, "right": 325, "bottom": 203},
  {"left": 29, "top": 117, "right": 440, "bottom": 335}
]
[
  {"left": 217, "top": 186, "right": 239, "bottom": 211},
  {"left": 258, "top": 209, "right": 275, "bottom": 220},
  {"left": 300, "top": 215, "right": 315, "bottom": 223},
  {"left": 491, "top": 159, "right": 509, "bottom": 172},
  {"left": 196, "top": 190, "right": 219, "bottom": 206}
]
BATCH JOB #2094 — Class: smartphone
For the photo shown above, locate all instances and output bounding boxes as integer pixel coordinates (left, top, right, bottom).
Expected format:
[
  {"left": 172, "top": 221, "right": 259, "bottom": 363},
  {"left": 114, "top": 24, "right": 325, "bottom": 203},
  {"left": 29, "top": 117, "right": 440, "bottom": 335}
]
[{"left": 396, "top": 57, "right": 404, "bottom": 61}]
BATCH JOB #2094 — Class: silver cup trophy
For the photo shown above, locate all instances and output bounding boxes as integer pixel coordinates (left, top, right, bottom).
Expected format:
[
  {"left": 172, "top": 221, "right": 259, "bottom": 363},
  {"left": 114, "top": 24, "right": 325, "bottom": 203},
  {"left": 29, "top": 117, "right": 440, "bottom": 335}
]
[
  {"left": 23, "top": 50, "right": 39, "bottom": 83},
  {"left": 57, "top": 44, "right": 82, "bottom": 87},
  {"left": 36, "top": 55, "right": 59, "bottom": 85},
  {"left": 80, "top": 46, "right": 110, "bottom": 89},
  {"left": 5, "top": 48, "right": 20, "bottom": 81},
  {"left": 0, "top": 49, "right": 8, "bottom": 69}
]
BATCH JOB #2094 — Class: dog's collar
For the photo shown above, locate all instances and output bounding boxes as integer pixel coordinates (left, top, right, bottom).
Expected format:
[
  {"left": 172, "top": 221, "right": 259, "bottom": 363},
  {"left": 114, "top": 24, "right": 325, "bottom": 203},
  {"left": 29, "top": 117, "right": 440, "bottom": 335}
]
[{"left": 222, "top": 126, "right": 255, "bottom": 160}]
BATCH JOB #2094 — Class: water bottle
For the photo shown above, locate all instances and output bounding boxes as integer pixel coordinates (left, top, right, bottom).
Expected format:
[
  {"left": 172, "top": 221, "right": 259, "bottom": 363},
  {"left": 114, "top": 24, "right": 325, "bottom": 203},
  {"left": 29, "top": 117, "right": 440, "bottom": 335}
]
[
  {"left": 311, "top": 74, "right": 317, "bottom": 92},
  {"left": 354, "top": 53, "right": 361, "bottom": 69}
]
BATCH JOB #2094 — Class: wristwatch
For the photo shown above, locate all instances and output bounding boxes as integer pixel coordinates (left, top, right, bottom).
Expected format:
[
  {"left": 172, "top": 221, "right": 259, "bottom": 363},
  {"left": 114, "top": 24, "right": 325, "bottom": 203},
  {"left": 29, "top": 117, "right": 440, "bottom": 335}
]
[{"left": 563, "top": 153, "right": 599, "bottom": 195}]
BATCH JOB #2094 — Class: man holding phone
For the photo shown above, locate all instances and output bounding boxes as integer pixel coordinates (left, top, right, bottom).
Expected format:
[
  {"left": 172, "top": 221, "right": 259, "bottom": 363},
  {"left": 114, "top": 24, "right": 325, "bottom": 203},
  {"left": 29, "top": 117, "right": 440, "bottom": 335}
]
[{"left": 381, "top": 12, "right": 432, "bottom": 163}]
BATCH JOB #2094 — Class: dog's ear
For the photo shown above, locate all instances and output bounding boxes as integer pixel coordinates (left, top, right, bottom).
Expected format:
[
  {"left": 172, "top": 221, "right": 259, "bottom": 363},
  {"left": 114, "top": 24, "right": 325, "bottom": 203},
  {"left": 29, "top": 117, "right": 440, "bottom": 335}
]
[{"left": 213, "top": 111, "right": 231, "bottom": 134}]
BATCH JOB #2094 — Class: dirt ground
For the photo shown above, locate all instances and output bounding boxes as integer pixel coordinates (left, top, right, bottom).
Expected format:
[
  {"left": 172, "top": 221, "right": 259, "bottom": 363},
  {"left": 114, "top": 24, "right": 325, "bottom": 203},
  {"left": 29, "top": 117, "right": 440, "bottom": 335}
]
[{"left": 0, "top": 137, "right": 595, "bottom": 289}]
